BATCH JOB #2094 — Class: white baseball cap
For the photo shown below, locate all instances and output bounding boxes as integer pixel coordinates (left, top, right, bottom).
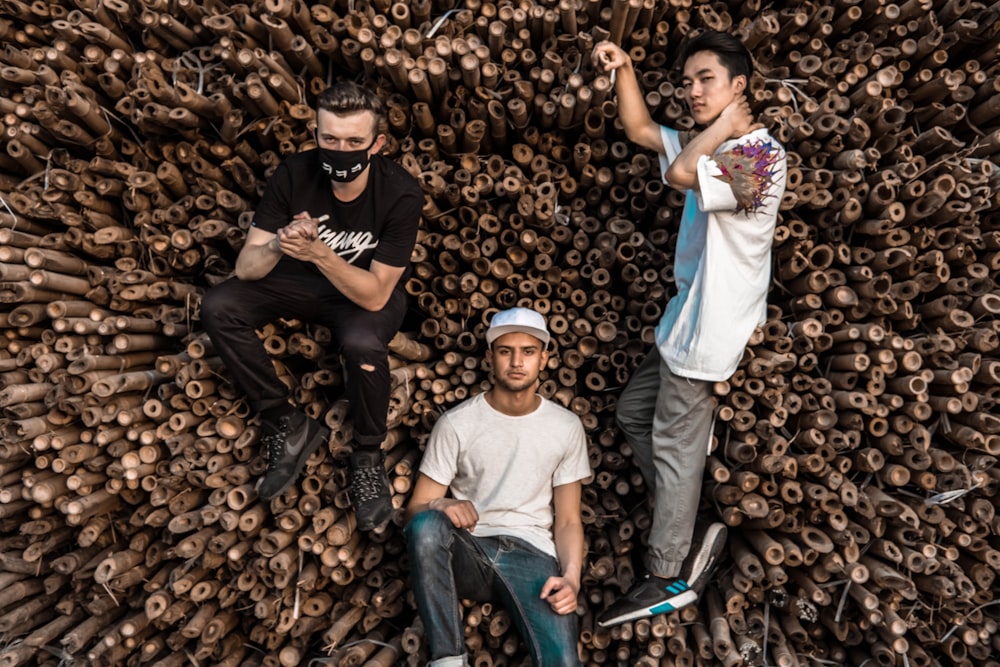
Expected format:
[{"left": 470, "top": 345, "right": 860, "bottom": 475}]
[{"left": 486, "top": 307, "right": 550, "bottom": 347}]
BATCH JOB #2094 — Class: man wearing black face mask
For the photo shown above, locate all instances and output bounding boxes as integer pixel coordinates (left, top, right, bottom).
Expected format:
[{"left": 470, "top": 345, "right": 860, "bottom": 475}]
[{"left": 201, "top": 81, "right": 422, "bottom": 531}]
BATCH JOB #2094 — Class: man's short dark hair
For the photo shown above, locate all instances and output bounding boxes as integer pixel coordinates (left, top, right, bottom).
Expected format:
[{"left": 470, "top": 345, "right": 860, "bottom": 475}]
[
  {"left": 316, "top": 81, "right": 386, "bottom": 135},
  {"left": 676, "top": 30, "right": 753, "bottom": 83}
]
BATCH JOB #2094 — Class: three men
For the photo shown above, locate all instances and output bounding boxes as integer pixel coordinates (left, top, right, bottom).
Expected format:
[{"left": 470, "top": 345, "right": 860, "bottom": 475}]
[{"left": 205, "top": 24, "right": 783, "bottom": 656}]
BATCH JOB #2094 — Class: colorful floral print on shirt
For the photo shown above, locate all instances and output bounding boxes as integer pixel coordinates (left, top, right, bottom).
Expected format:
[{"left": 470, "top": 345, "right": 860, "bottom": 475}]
[{"left": 713, "top": 139, "right": 784, "bottom": 214}]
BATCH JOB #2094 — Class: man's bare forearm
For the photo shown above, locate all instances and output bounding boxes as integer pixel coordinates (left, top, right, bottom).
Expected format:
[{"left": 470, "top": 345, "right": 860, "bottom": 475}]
[
  {"left": 592, "top": 42, "right": 663, "bottom": 152},
  {"left": 553, "top": 519, "right": 584, "bottom": 588},
  {"left": 664, "top": 118, "right": 735, "bottom": 189},
  {"left": 234, "top": 236, "right": 282, "bottom": 280},
  {"left": 665, "top": 97, "right": 757, "bottom": 189}
]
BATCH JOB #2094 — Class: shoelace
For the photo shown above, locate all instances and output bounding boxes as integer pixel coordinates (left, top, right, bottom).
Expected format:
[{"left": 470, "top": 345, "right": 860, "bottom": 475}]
[
  {"left": 351, "top": 462, "right": 386, "bottom": 503},
  {"left": 261, "top": 421, "right": 291, "bottom": 470}
]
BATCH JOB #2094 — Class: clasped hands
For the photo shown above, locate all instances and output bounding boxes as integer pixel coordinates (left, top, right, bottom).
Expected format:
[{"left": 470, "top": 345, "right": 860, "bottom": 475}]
[{"left": 272, "top": 211, "right": 328, "bottom": 262}]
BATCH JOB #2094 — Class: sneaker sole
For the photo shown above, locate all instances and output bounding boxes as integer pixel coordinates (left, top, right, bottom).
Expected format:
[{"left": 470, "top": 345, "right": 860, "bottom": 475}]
[
  {"left": 682, "top": 522, "right": 728, "bottom": 593},
  {"left": 355, "top": 512, "right": 392, "bottom": 533},
  {"left": 597, "top": 586, "right": 699, "bottom": 627},
  {"left": 258, "top": 426, "right": 330, "bottom": 500}
]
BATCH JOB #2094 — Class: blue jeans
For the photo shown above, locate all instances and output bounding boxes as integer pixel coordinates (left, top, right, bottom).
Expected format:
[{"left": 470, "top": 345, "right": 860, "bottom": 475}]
[{"left": 405, "top": 510, "right": 581, "bottom": 667}]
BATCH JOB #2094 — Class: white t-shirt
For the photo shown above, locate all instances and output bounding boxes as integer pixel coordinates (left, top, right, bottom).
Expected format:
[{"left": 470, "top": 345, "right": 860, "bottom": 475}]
[
  {"left": 418, "top": 393, "right": 592, "bottom": 558},
  {"left": 656, "top": 126, "right": 787, "bottom": 381}
]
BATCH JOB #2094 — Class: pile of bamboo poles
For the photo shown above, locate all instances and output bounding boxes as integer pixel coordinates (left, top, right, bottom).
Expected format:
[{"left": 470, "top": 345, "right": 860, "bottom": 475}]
[{"left": 1, "top": 0, "right": 999, "bottom": 666}]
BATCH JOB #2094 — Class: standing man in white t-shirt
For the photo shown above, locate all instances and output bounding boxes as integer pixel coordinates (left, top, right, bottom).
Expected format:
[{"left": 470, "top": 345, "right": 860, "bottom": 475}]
[
  {"left": 592, "top": 31, "right": 787, "bottom": 626},
  {"left": 405, "top": 307, "right": 591, "bottom": 667}
]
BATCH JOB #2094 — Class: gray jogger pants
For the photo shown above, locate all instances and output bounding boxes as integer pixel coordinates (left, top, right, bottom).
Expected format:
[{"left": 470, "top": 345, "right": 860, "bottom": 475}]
[{"left": 615, "top": 349, "right": 715, "bottom": 577}]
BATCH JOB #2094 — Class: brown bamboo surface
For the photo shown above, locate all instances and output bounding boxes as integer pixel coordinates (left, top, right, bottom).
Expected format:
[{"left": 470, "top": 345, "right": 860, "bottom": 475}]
[{"left": 1, "top": 0, "right": 999, "bottom": 666}]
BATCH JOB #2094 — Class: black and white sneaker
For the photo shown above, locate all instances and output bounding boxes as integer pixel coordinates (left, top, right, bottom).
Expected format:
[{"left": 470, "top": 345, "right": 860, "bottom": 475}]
[
  {"left": 348, "top": 449, "right": 393, "bottom": 531},
  {"left": 256, "top": 411, "right": 329, "bottom": 501},
  {"left": 597, "top": 521, "right": 727, "bottom": 627},
  {"left": 596, "top": 575, "right": 697, "bottom": 627}
]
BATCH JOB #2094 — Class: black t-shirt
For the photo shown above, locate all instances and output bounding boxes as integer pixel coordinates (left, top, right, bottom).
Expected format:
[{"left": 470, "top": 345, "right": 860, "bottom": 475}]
[{"left": 252, "top": 151, "right": 423, "bottom": 283}]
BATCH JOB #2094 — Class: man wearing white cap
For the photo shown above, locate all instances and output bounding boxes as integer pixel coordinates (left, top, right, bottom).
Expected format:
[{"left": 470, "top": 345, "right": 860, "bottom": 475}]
[{"left": 405, "top": 307, "right": 591, "bottom": 667}]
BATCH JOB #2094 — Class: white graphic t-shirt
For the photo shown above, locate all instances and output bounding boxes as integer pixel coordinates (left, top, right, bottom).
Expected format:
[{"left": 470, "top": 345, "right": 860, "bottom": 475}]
[{"left": 655, "top": 126, "right": 787, "bottom": 381}]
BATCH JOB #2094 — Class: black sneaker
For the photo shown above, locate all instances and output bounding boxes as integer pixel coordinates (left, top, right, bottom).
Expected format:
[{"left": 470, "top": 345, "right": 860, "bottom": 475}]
[
  {"left": 348, "top": 449, "right": 393, "bottom": 531},
  {"left": 256, "top": 411, "right": 330, "bottom": 501},
  {"left": 596, "top": 521, "right": 727, "bottom": 627}
]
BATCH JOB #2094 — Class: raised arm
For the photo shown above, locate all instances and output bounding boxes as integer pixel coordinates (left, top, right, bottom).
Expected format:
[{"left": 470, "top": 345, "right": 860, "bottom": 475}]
[
  {"left": 539, "top": 480, "right": 584, "bottom": 615},
  {"left": 592, "top": 41, "right": 664, "bottom": 153}
]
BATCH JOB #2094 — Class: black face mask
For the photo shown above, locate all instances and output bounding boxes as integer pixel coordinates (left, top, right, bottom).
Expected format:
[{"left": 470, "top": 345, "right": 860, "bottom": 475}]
[{"left": 318, "top": 138, "right": 376, "bottom": 183}]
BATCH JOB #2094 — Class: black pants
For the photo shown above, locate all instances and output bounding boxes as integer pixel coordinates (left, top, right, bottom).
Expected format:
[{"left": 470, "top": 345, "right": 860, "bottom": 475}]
[{"left": 200, "top": 270, "right": 406, "bottom": 446}]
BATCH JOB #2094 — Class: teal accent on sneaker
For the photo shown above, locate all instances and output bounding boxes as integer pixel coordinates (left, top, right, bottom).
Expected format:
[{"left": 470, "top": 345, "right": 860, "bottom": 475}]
[
  {"left": 596, "top": 576, "right": 696, "bottom": 627},
  {"left": 597, "top": 521, "right": 729, "bottom": 627}
]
